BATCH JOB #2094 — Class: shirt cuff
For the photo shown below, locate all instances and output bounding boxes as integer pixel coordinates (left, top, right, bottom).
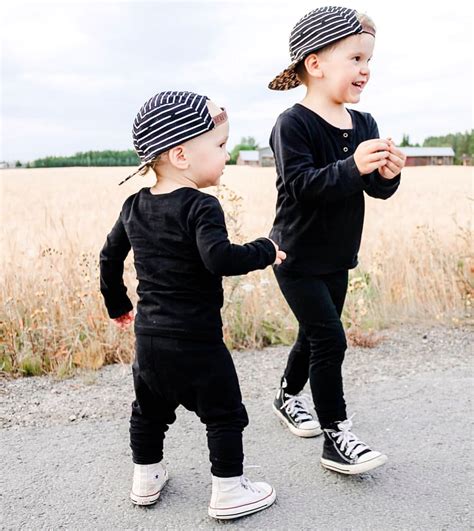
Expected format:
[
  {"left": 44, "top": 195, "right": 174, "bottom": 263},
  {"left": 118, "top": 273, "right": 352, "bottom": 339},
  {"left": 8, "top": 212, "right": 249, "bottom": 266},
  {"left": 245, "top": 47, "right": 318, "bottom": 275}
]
[
  {"left": 260, "top": 237, "right": 277, "bottom": 263},
  {"left": 345, "top": 155, "right": 367, "bottom": 192},
  {"left": 375, "top": 170, "right": 401, "bottom": 186}
]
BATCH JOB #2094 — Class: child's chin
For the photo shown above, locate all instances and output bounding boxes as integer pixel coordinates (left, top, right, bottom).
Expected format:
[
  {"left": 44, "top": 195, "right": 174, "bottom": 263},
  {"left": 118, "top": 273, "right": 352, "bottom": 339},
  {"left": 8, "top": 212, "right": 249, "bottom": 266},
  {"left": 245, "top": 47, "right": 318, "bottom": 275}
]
[{"left": 347, "top": 95, "right": 361, "bottom": 104}]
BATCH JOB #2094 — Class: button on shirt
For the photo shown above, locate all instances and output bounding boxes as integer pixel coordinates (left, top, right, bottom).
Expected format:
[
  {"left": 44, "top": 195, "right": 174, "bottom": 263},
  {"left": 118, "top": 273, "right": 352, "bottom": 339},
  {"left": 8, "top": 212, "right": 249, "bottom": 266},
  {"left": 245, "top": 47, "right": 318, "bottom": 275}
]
[{"left": 269, "top": 103, "right": 401, "bottom": 275}]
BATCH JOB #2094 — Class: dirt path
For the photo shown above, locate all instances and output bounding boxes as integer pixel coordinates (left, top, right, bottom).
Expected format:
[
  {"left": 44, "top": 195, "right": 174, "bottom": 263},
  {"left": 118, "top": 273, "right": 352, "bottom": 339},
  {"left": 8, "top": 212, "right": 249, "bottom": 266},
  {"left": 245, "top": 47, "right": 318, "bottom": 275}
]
[{"left": 1, "top": 325, "right": 472, "bottom": 530}]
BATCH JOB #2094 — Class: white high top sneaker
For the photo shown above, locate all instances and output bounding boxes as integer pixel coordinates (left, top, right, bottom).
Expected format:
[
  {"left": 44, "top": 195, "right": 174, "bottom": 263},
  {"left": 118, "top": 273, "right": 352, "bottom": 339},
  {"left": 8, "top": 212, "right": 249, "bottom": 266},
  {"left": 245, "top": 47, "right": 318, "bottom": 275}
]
[
  {"left": 130, "top": 461, "right": 169, "bottom": 506},
  {"left": 208, "top": 475, "right": 276, "bottom": 520}
]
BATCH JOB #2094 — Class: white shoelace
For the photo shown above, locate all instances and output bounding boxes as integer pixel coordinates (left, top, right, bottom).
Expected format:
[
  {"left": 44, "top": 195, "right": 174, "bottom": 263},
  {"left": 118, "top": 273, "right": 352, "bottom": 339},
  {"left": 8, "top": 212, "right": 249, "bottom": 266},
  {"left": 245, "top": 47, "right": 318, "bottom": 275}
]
[
  {"left": 281, "top": 393, "right": 314, "bottom": 422},
  {"left": 331, "top": 417, "right": 370, "bottom": 459},
  {"left": 240, "top": 475, "right": 260, "bottom": 493}
]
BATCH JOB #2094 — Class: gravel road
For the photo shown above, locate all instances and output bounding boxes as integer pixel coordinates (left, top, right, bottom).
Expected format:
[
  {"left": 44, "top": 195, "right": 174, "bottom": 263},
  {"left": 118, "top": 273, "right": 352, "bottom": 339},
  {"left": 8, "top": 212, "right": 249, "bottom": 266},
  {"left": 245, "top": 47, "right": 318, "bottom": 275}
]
[{"left": 0, "top": 324, "right": 472, "bottom": 530}]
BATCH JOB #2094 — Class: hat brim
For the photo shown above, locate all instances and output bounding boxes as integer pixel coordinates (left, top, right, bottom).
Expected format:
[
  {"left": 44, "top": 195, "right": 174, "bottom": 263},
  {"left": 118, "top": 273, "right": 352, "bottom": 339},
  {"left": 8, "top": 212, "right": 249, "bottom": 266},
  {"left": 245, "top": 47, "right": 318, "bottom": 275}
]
[{"left": 268, "top": 63, "right": 301, "bottom": 91}]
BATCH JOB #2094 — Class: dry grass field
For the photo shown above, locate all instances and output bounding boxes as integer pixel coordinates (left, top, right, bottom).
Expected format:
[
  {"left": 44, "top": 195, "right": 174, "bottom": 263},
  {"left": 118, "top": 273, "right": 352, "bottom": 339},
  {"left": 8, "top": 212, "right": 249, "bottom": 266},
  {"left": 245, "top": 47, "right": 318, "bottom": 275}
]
[{"left": 1, "top": 165, "right": 472, "bottom": 376}]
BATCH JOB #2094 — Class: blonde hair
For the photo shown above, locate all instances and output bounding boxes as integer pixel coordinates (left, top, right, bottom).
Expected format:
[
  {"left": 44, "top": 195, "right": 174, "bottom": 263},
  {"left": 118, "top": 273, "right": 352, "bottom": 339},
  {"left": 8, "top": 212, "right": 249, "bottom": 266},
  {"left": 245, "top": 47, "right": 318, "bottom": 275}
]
[
  {"left": 295, "top": 11, "right": 376, "bottom": 85},
  {"left": 138, "top": 154, "right": 162, "bottom": 177},
  {"left": 357, "top": 12, "right": 376, "bottom": 36}
]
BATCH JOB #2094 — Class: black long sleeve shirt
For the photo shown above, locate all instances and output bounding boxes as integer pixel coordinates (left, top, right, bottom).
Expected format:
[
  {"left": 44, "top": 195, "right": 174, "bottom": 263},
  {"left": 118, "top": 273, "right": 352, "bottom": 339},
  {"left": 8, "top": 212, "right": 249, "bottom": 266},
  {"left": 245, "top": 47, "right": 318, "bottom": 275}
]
[
  {"left": 269, "top": 103, "right": 401, "bottom": 275},
  {"left": 100, "top": 187, "right": 276, "bottom": 340}
]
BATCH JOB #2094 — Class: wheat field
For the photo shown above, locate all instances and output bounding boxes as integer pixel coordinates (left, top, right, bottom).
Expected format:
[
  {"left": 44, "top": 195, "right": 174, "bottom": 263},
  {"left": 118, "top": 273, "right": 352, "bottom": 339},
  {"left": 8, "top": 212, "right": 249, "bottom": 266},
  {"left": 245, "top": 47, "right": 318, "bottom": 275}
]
[{"left": 1, "top": 165, "right": 472, "bottom": 375}]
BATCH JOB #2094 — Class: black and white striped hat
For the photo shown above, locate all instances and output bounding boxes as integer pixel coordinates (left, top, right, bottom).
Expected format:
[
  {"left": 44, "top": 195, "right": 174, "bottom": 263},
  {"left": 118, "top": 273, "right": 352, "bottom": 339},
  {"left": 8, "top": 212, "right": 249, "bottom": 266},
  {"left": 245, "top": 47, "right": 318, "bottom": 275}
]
[
  {"left": 268, "top": 6, "right": 375, "bottom": 91},
  {"left": 119, "top": 90, "right": 227, "bottom": 185}
]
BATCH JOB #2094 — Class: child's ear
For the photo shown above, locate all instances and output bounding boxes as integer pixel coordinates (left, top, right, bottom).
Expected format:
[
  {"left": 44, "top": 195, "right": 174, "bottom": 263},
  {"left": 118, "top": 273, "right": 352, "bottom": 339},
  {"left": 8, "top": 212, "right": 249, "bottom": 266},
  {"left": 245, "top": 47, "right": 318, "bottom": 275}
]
[
  {"left": 305, "top": 53, "right": 324, "bottom": 79},
  {"left": 168, "top": 145, "right": 189, "bottom": 169}
]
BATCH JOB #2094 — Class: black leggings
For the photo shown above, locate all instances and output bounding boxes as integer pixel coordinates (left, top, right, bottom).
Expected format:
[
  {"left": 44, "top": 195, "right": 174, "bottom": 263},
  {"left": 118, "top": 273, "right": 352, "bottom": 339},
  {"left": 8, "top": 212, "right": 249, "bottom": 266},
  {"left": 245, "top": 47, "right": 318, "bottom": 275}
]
[
  {"left": 130, "top": 335, "right": 248, "bottom": 477},
  {"left": 274, "top": 268, "right": 349, "bottom": 428}
]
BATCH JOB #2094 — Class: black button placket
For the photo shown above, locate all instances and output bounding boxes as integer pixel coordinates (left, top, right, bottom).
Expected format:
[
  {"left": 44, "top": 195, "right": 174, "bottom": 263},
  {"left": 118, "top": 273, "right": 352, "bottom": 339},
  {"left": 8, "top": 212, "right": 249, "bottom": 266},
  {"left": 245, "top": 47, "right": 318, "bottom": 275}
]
[{"left": 341, "top": 131, "right": 351, "bottom": 156}]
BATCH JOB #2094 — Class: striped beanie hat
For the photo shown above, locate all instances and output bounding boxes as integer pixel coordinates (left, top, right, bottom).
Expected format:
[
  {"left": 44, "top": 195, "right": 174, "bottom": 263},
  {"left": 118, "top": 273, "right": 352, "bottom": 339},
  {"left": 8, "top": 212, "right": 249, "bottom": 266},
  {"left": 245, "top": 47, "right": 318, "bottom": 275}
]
[
  {"left": 119, "top": 90, "right": 227, "bottom": 185},
  {"left": 268, "top": 6, "right": 375, "bottom": 91}
]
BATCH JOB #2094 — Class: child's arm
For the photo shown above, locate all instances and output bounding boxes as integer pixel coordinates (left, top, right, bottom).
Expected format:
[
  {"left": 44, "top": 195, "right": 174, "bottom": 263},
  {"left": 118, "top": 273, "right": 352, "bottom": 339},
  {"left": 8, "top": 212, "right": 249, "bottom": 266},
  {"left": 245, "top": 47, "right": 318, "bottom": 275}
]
[
  {"left": 99, "top": 215, "right": 134, "bottom": 319},
  {"left": 272, "top": 113, "right": 369, "bottom": 203},
  {"left": 191, "top": 195, "right": 285, "bottom": 276}
]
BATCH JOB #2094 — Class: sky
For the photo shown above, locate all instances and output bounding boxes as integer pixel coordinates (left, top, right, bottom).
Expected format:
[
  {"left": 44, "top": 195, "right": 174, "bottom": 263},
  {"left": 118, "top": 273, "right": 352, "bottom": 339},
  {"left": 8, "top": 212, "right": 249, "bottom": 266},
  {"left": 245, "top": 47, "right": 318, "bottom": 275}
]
[{"left": 1, "top": 0, "right": 473, "bottom": 162}]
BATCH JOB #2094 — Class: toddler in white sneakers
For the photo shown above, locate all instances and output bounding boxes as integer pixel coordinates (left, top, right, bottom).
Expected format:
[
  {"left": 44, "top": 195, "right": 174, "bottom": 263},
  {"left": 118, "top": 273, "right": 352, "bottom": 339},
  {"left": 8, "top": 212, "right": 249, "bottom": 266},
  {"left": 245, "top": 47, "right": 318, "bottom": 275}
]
[{"left": 100, "top": 90, "right": 283, "bottom": 519}]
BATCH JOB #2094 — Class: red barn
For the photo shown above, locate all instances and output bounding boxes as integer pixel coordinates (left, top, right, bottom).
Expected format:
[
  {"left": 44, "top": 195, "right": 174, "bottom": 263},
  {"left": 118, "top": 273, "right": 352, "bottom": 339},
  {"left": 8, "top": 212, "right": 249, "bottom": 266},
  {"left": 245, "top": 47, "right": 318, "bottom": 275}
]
[{"left": 400, "top": 147, "right": 455, "bottom": 166}]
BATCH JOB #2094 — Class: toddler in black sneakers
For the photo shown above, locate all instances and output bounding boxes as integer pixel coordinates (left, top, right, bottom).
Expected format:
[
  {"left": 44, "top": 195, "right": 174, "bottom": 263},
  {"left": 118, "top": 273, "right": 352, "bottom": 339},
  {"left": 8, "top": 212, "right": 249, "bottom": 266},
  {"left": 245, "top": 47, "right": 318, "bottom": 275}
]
[
  {"left": 267, "top": 7, "right": 406, "bottom": 473},
  {"left": 100, "top": 91, "right": 285, "bottom": 518}
]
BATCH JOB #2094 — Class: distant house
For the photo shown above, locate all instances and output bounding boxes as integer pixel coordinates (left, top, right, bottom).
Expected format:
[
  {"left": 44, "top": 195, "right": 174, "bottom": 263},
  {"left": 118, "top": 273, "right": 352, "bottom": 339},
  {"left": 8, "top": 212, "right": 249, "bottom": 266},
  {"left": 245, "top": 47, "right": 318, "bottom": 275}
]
[
  {"left": 400, "top": 147, "right": 455, "bottom": 166},
  {"left": 237, "top": 150, "right": 259, "bottom": 166},
  {"left": 258, "top": 147, "right": 275, "bottom": 167},
  {"left": 237, "top": 147, "right": 275, "bottom": 167}
]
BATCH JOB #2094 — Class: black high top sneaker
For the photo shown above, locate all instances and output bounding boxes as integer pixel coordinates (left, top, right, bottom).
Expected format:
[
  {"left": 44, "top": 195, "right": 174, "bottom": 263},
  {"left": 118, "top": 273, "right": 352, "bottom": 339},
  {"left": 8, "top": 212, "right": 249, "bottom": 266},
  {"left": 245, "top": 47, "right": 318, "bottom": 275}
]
[
  {"left": 272, "top": 385, "right": 322, "bottom": 438},
  {"left": 321, "top": 418, "right": 387, "bottom": 474}
]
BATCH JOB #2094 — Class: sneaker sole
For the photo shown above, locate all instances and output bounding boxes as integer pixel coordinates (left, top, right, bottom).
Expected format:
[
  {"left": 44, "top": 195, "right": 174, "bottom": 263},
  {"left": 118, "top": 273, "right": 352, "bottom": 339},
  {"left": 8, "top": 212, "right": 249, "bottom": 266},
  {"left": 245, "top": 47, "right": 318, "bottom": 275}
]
[
  {"left": 130, "top": 471, "right": 169, "bottom": 506},
  {"left": 272, "top": 405, "right": 322, "bottom": 438},
  {"left": 321, "top": 454, "right": 388, "bottom": 475},
  {"left": 208, "top": 488, "right": 276, "bottom": 520}
]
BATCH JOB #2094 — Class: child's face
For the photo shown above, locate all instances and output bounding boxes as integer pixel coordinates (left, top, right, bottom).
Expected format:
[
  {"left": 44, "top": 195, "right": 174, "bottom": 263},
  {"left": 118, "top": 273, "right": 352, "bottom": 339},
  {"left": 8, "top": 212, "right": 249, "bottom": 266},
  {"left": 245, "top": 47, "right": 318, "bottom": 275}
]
[
  {"left": 184, "top": 101, "right": 230, "bottom": 188},
  {"left": 317, "top": 33, "right": 375, "bottom": 104}
]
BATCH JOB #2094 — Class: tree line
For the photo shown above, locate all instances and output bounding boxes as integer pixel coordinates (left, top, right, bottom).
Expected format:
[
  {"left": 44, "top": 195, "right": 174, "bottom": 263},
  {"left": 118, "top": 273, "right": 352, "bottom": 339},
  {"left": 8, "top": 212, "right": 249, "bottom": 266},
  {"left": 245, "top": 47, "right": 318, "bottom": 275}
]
[
  {"left": 6, "top": 130, "right": 474, "bottom": 168},
  {"left": 28, "top": 139, "right": 262, "bottom": 168},
  {"left": 29, "top": 150, "right": 140, "bottom": 168},
  {"left": 19, "top": 141, "right": 261, "bottom": 168}
]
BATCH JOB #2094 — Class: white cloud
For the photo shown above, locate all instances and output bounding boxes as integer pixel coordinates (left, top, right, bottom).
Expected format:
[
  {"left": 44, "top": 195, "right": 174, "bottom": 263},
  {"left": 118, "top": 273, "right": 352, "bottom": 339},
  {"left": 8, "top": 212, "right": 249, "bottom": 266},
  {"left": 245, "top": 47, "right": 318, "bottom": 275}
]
[
  {"left": 1, "top": 0, "right": 472, "bottom": 160},
  {"left": 2, "top": 4, "right": 93, "bottom": 65}
]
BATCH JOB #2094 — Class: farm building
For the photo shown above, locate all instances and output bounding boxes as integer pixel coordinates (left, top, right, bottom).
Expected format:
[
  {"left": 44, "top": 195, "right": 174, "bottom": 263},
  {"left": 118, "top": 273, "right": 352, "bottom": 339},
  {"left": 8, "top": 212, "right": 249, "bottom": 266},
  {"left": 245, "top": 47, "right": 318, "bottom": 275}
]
[
  {"left": 235, "top": 147, "right": 276, "bottom": 167},
  {"left": 400, "top": 147, "right": 455, "bottom": 166},
  {"left": 237, "top": 150, "right": 259, "bottom": 166},
  {"left": 258, "top": 147, "right": 275, "bottom": 166}
]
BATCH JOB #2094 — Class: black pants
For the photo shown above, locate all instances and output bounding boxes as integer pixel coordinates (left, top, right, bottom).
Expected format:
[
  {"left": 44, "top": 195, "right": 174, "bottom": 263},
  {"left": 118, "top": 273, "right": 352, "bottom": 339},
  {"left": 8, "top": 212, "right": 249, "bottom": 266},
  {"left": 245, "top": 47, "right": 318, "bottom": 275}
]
[
  {"left": 274, "top": 267, "right": 349, "bottom": 428},
  {"left": 130, "top": 334, "right": 249, "bottom": 477}
]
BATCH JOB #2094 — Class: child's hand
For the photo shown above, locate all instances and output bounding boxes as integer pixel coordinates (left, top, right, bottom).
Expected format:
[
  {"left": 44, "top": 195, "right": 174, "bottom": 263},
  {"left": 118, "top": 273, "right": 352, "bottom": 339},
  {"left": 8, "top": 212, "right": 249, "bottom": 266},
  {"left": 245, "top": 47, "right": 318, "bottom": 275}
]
[
  {"left": 354, "top": 139, "right": 390, "bottom": 175},
  {"left": 113, "top": 311, "right": 134, "bottom": 329},
  {"left": 378, "top": 138, "right": 406, "bottom": 180},
  {"left": 268, "top": 239, "right": 287, "bottom": 265}
]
